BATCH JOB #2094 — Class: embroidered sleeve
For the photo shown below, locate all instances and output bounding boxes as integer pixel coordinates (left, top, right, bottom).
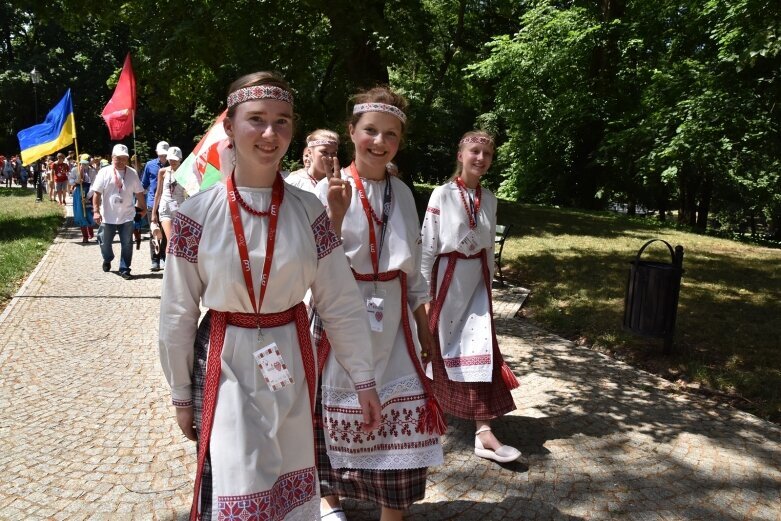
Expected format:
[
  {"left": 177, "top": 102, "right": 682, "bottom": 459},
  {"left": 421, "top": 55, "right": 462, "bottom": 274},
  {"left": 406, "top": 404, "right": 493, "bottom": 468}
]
[
  {"left": 420, "top": 189, "right": 441, "bottom": 297},
  {"left": 312, "top": 210, "right": 342, "bottom": 259},
  {"left": 310, "top": 212, "right": 376, "bottom": 387},
  {"left": 167, "top": 212, "right": 203, "bottom": 263},
  {"left": 159, "top": 210, "right": 204, "bottom": 407}
]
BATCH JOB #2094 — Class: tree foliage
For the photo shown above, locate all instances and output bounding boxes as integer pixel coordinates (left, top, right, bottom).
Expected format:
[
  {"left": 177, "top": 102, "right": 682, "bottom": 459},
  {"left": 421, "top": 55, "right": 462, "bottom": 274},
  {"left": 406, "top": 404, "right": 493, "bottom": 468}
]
[{"left": 1, "top": 0, "right": 778, "bottom": 238}]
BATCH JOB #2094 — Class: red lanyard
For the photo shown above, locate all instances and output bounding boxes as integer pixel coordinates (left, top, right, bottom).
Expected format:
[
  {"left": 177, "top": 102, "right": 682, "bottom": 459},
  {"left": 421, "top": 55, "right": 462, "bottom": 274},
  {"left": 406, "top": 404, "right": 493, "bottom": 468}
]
[
  {"left": 113, "top": 168, "right": 124, "bottom": 190},
  {"left": 349, "top": 162, "right": 391, "bottom": 281},
  {"left": 455, "top": 177, "right": 481, "bottom": 229},
  {"left": 226, "top": 172, "right": 284, "bottom": 326}
]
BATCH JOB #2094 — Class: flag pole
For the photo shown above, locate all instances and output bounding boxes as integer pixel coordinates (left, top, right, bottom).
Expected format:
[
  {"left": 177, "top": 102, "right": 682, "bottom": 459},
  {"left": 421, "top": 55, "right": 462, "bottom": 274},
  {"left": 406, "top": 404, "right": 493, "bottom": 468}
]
[
  {"left": 131, "top": 109, "right": 138, "bottom": 170},
  {"left": 70, "top": 93, "right": 87, "bottom": 220}
]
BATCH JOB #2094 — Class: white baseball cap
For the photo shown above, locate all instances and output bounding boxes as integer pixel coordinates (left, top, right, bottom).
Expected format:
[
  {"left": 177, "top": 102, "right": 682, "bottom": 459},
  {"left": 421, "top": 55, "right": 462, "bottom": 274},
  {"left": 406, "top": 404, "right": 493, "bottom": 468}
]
[
  {"left": 166, "top": 146, "right": 183, "bottom": 162},
  {"left": 112, "top": 144, "right": 129, "bottom": 157},
  {"left": 155, "top": 141, "right": 170, "bottom": 155}
]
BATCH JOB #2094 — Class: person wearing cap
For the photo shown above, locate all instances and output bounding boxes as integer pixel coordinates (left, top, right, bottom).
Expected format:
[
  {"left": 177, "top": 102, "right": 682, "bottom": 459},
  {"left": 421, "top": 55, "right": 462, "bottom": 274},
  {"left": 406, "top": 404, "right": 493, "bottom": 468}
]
[
  {"left": 91, "top": 144, "right": 146, "bottom": 280},
  {"left": 70, "top": 153, "right": 97, "bottom": 242},
  {"left": 151, "top": 146, "right": 186, "bottom": 265},
  {"left": 142, "top": 141, "right": 170, "bottom": 271}
]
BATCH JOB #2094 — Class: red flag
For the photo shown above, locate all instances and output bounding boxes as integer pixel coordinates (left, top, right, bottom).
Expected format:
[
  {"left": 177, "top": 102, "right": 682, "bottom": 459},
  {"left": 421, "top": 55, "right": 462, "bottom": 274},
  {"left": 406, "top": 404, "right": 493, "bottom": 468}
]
[{"left": 101, "top": 53, "right": 136, "bottom": 139}]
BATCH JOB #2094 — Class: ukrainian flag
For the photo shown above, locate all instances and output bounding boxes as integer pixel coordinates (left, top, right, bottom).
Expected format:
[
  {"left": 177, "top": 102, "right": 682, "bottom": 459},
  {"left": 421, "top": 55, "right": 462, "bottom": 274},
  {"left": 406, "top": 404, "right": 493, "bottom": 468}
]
[{"left": 17, "top": 89, "right": 76, "bottom": 166}]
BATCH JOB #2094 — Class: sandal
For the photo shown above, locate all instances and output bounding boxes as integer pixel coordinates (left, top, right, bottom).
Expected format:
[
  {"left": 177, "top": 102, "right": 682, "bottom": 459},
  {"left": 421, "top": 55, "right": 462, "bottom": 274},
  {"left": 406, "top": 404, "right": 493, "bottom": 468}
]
[{"left": 474, "top": 426, "right": 521, "bottom": 463}]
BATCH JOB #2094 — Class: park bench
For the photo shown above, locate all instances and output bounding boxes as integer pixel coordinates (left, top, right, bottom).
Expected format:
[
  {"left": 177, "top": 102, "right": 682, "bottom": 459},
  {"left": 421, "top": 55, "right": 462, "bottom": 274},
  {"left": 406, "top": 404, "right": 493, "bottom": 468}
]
[{"left": 494, "top": 224, "right": 511, "bottom": 287}]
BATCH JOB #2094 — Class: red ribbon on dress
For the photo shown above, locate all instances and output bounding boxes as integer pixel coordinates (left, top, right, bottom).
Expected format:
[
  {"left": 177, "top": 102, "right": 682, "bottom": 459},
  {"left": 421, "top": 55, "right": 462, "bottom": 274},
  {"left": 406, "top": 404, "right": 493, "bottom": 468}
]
[
  {"left": 349, "top": 162, "right": 386, "bottom": 280},
  {"left": 190, "top": 305, "right": 316, "bottom": 521},
  {"left": 226, "top": 171, "right": 284, "bottom": 325},
  {"left": 428, "top": 250, "right": 520, "bottom": 392},
  {"left": 455, "top": 177, "right": 481, "bottom": 229}
]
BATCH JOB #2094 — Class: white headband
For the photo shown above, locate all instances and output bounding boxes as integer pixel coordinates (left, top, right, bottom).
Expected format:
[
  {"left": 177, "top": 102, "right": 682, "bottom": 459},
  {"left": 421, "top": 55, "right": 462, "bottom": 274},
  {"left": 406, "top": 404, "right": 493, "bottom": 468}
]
[
  {"left": 459, "top": 136, "right": 494, "bottom": 146},
  {"left": 307, "top": 139, "right": 338, "bottom": 148},
  {"left": 227, "top": 85, "right": 294, "bottom": 108},
  {"left": 353, "top": 102, "right": 407, "bottom": 124}
]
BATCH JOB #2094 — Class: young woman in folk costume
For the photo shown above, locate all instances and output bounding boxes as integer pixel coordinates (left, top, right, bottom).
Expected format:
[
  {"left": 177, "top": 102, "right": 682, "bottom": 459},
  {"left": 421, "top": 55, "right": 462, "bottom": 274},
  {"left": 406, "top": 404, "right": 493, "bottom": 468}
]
[
  {"left": 286, "top": 129, "right": 340, "bottom": 194},
  {"left": 71, "top": 154, "right": 96, "bottom": 242},
  {"left": 314, "top": 88, "right": 445, "bottom": 521},
  {"left": 158, "top": 71, "right": 381, "bottom": 521},
  {"left": 420, "top": 130, "right": 522, "bottom": 464}
]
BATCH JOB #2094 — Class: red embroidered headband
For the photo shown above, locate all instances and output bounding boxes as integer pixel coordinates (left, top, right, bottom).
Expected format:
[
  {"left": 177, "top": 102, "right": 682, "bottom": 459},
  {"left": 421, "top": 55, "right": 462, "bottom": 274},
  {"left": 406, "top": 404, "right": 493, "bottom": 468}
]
[
  {"left": 307, "top": 139, "right": 338, "bottom": 148},
  {"left": 227, "top": 85, "right": 294, "bottom": 108},
  {"left": 353, "top": 103, "right": 407, "bottom": 124},
  {"left": 459, "top": 136, "right": 494, "bottom": 146}
]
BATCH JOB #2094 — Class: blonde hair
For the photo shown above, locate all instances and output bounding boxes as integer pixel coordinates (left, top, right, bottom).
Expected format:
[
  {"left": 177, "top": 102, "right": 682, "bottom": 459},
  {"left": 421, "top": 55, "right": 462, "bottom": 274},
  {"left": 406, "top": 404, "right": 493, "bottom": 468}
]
[
  {"left": 451, "top": 130, "right": 496, "bottom": 180},
  {"left": 306, "top": 129, "right": 340, "bottom": 145}
]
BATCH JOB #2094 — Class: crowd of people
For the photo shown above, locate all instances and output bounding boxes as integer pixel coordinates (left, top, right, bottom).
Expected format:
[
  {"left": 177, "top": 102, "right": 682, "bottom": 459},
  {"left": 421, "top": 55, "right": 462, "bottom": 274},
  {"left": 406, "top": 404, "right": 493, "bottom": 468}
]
[
  {"left": 153, "top": 71, "right": 522, "bottom": 521},
  {"left": 9, "top": 70, "right": 521, "bottom": 521}
]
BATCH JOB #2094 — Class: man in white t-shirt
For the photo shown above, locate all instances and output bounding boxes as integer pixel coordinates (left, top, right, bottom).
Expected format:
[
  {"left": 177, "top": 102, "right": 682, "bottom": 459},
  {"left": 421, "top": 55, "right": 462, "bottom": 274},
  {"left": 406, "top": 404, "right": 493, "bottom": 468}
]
[{"left": 91, "top": 144, "right": 147, "bottom": 280}]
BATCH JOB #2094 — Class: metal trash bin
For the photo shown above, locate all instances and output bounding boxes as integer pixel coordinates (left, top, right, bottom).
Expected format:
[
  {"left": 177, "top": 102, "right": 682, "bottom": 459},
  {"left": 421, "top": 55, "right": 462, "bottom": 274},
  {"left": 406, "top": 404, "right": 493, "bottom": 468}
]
[{"left": 623, "top": 239, "right": 684, "bottom": 354}]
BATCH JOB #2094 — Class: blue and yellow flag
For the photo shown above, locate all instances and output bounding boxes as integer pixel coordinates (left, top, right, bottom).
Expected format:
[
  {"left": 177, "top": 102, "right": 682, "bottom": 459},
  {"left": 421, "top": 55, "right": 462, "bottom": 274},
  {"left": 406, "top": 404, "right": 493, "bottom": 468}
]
[{"left": 17, "top": 89, "right": 76, "bottom": 166}]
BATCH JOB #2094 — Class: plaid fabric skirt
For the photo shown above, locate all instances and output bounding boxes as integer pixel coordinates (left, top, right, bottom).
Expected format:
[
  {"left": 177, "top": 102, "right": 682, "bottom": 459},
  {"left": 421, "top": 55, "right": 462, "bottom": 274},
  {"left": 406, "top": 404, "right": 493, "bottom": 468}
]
[
  {"left": 315, "top": 389, "right": 427, "bottom": 510},
  {"left": 430, "top": 339, "right": 516, "bottom": 421},
  {"left": 193, "top": 312, "right": 212, "bottom": 520}
]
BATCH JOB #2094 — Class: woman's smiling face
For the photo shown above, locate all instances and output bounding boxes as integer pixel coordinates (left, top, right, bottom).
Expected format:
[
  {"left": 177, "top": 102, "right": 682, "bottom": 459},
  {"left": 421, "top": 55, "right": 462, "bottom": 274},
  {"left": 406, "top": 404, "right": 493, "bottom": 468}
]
[
  {"left": 224, "top": 98, "right": 294, "bottom": 169},
  {"left": 349, "top": 111, "right": 402, "bottom": 172}
]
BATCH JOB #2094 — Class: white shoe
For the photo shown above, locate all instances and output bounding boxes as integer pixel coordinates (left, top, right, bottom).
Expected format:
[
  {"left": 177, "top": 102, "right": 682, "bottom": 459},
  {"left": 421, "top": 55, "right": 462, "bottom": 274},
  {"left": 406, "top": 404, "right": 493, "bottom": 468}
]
[
  {"left": 474, "top": 426, "right": 521, "bottom": 463},
  {"left": 321, "top": 508, "right": 347, "bottom": 521}
]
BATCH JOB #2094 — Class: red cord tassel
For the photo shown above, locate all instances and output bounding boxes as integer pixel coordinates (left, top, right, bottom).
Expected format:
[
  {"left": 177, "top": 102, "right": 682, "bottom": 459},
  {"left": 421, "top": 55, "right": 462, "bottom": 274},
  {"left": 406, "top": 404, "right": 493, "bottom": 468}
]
[
  {"left": 419, "top": 397, "right": 448, "bottom": 435},
  {"left": 501, "top": 363, "right": 520, "bottom": 390}
]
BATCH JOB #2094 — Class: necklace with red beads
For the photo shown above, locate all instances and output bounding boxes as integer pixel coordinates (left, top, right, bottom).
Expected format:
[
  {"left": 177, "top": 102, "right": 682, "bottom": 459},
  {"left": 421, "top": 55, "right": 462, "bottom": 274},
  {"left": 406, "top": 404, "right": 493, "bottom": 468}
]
[{"left": 230, "top": 171, "right": 272, "bottom": 217}]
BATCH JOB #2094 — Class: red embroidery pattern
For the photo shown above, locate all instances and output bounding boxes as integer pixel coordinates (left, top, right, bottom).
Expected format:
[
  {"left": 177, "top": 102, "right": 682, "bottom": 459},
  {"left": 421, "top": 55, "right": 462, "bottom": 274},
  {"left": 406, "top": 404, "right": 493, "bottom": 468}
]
[
  {"left": 312, "top": 211, "right": 342, "bottom": 259},
  {"left": 354, "top": 379, "right": 376, "bottom": 391},
  {"left": 331, "top": 438, "right": 440, "bottom": 455},
  {"left": 326, "top": 395, "right": 430, "bottom": 446},
  {"left": 217, "top": 467, "right": 316, "bottom": 521},
  {"left": 426, "top": 206, "right": 440, "bottom": 215},
  {"left": 443, "top": 354, "right": 492, "bottom": 368},
  {"left": 167, "top": 213, "right": 202, "bottom": 263},
  {"left": 428, "top": 250, "right": 519, "bottom": 391}
]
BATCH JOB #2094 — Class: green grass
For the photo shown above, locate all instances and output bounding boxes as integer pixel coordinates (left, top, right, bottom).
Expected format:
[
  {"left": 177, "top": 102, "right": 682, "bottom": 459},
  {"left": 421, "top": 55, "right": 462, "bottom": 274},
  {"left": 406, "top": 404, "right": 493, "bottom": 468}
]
[
  {"left": 414, "top": 183, "right": 781, "bottom": 422},
  {"left": 497, "top": 201, "right": 781, "bottom": 422},
  {"left": 0, "top": 188, "right": 64, "bottom": 308}
]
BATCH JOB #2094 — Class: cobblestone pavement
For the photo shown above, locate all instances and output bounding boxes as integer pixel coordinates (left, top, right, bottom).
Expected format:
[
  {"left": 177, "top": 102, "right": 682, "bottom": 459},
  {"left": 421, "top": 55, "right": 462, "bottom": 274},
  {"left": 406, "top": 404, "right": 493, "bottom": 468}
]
[{"left": 1, "top": 198, "right": 779, "bottom": 520}]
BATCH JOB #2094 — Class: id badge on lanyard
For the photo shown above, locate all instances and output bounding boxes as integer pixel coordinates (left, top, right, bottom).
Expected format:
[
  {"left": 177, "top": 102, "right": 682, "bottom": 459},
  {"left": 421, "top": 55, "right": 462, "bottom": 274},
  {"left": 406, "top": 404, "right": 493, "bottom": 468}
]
[
  {"left": 253, "top": 336, "right": 294, "bottom": 392},
  {"left": 366, "top": 288, "right": 386, "bottom": 332},
  {"left": 458, "top": 228, "right": 481, "bottom": 254}
]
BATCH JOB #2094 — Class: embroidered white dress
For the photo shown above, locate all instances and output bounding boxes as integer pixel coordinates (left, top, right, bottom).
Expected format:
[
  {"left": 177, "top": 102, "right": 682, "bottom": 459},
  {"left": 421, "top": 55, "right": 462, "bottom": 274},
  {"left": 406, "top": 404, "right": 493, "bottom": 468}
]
[
  {"left": 315, "top": 170, "right": 444, "bottom": 471},
  {"left": 159, "top": 181, "right": 375, "bottom": 521},
  {"left": 420, "top": 182, "right": 497, "bottom": 382}
]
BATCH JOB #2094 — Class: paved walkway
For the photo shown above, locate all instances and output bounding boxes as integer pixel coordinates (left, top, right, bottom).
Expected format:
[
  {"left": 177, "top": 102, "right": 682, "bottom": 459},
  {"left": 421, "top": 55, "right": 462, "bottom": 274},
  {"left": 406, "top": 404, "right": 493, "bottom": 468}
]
[{"left": 0, "top": 199, "right": 779, "bottom": 520}]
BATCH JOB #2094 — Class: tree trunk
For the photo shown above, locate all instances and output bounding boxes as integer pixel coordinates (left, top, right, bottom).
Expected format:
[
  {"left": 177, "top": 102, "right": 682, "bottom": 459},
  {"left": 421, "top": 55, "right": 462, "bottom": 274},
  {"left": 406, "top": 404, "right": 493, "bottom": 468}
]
[
  {"left": 423, "top": 0, "right": 466, "bottom": 108},
  {"left": 695, "top": 174, "right": 712, "bottom": 230},
  {"left": 323, "top": 1, "right": 389, "bottom": 89}
]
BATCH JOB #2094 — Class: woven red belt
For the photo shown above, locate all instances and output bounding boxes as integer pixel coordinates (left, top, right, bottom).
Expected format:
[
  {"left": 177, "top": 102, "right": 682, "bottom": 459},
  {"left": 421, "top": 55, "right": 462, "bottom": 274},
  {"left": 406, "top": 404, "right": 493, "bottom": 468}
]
[{"left": 190, "top": 302, "right": 315, "bottom": 521}]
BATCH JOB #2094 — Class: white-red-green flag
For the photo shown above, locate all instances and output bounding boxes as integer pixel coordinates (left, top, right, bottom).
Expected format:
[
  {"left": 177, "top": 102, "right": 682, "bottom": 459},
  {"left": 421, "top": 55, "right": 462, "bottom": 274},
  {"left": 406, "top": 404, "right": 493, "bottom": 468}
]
[{"left": 176, "top": 110, "right": 231, "bottom": 195}]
